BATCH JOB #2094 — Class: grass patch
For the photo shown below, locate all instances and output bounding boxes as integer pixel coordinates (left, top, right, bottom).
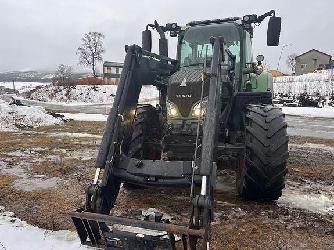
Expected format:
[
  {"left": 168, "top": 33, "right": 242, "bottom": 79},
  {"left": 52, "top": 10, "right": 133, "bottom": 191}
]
[
  {"left": 30, "top": 158, "right": 93, "bottom": 178},
  {"left": 0, "top": 186, "right": 82, "bottom": 230},
  {"left": 35, "top": 120, "right": 105, "bottom": 135},
  {"left": 0, "top": 174, "right": 16, "bottom": 187}
]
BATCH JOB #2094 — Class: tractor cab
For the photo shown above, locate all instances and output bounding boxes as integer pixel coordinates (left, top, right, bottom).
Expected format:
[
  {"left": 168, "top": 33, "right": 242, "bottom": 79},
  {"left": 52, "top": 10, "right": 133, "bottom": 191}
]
[
  {"left": 178, "top": 22, "right": 241, "bottom": 69},
  {"left": 167, "top": 22, "right": 243, "bottom": 122}
]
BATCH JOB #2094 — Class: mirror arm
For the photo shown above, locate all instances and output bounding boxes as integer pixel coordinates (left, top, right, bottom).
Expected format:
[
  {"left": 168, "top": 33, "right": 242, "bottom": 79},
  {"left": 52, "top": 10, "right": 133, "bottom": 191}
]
[
  {"left": 257, "top": 10, "right": 275, "bottom": 23},
  {"left": 154, "top": 20, "right": 166, "bottom": 39}
]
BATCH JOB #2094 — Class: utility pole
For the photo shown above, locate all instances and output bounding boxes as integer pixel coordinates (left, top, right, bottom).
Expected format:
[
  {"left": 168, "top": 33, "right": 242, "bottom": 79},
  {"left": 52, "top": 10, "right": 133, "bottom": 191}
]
[
  {"left": 12, "top": 80, "right": 16, "bottom": 92},
  {"left": 277, "top": 43, "right": 292, "bottom": 71},
  {"left": 330, "top": 67, "right": 333, "bottom": 96}
]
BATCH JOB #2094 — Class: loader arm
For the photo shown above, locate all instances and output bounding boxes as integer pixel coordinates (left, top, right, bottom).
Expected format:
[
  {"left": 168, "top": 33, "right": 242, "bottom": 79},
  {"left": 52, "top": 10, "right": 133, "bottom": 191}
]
[{"left": 188, "top": 36, "right": 230, "bottom": 249}]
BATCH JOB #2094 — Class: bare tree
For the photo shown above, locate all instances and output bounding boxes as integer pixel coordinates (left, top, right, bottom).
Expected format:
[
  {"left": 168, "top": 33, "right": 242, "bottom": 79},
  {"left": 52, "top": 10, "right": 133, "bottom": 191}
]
[
  {"left": 53, "top": 64, "right": 73, "bottom": 85},
  {"left": 286, "top": 53, "right": 297, "bottom": 73},
  {"left": 77, "top": 32, "right": 105, "bottom": 77}
]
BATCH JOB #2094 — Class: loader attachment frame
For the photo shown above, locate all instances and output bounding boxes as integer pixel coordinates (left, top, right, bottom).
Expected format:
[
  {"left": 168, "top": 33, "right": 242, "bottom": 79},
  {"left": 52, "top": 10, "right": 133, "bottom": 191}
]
[{"left": 71, "top": 37, "right": 228, "bottom": 250}]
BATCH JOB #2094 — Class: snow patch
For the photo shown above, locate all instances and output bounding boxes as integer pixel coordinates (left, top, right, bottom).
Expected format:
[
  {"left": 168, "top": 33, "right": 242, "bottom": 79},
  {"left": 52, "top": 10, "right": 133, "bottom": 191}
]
[
  {"left": 0, "top": 208, "right": 87, "bottom": 250},
  {"left": 278, "top": 181, "right": 334, "bottom": 215},
  {"left": 49, "top": 132, "right": 102, "bottom": 138},
  {"left": 278, "top": 192, "right": 334, "bottom": 215},
  {"left": 60, "top": 112, "right": 108, "bottom": 121},
  {"left": 0, "top": 100, "right": 63, "bottom": 131}
]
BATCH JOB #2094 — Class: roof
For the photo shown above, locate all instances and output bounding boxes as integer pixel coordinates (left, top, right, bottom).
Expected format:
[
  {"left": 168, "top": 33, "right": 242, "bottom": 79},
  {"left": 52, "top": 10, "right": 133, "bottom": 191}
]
[
  {"left": 296, "top": 49, "right": 332, "bottom": 59},
  {"left": 103, "top": 61, "right": 124, "bottom": 67},
  {"left": 268, "top": 69, "right": 287, "bottom": 77}
]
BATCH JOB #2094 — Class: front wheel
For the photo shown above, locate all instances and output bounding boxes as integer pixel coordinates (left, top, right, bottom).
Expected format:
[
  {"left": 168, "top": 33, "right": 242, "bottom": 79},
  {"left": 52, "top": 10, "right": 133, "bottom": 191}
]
[{"left": 237, "top": 104, "right": 289, "bottom": 200}]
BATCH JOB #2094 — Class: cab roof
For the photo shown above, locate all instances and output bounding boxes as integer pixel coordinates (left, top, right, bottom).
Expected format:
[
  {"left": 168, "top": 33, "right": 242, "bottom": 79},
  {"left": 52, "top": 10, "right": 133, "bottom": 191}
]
[{"left": 187, "top": 17, "right": 240, "bottom": 27}]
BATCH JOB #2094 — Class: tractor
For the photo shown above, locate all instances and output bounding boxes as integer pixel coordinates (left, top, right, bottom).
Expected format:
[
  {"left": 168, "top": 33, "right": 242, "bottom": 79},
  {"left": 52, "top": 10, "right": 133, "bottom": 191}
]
[{"left": 71, "top": 10, "right": 289, "bottom": 250}]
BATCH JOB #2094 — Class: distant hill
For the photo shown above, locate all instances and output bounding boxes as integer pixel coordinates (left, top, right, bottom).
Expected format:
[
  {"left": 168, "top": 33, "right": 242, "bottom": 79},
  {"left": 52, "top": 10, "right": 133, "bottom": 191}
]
[{"left": 0, "top": 70, "right": 90, "bottom": 82}]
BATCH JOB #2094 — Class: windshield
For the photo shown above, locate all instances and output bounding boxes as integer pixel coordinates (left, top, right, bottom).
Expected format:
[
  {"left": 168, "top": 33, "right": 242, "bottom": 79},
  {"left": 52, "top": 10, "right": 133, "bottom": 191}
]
[{"left": 179, "top": 23, "right": 240, "bottom": 67}]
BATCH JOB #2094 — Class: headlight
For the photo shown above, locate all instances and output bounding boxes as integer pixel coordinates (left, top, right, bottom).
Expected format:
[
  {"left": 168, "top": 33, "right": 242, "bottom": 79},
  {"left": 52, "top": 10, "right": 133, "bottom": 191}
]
[
  {"left": 192, "top": 98, "right": 208, "bottom": 118},
  {"left": 167, "top": 101, "right": 180, "bottom": 117}
]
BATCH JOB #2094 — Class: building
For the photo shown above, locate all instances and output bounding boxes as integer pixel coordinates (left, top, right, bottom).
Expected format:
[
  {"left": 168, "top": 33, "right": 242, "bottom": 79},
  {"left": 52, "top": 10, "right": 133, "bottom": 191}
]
[
  {"left": 103, "top": 61, "right": 123, "bottom": 84},
  {"left": 295, "top": 49, "right": 333, "bottom": 75}
]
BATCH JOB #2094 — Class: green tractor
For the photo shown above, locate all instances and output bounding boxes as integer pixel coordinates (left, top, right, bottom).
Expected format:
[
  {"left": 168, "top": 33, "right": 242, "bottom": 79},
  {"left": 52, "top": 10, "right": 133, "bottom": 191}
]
[{"left": 71, "top": 10, "right": 288, "bottom": 250}]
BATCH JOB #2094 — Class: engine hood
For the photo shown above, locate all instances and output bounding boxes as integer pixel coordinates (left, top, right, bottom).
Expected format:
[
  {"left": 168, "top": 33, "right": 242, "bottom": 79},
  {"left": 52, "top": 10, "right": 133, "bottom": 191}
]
[{"left": 168, "top": 68, "right": 209, "bottom": 118}]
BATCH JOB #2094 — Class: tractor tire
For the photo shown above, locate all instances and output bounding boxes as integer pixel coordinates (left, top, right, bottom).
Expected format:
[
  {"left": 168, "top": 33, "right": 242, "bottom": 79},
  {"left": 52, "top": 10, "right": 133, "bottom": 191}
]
[
  {"left": 237, "top": 104, "right": 289, "bottom": 200},
  {"left": 124, "top": 104, "right": 161, "bottom": 188},
  {"left": 127, "top": 104, "right": 161, "bottom": 159}
]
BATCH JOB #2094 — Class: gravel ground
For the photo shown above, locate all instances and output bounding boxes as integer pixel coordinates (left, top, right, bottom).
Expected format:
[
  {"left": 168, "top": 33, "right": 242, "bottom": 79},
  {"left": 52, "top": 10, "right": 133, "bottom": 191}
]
[{"left": 0, "top": 121, "right": 333, "bottom": 249}]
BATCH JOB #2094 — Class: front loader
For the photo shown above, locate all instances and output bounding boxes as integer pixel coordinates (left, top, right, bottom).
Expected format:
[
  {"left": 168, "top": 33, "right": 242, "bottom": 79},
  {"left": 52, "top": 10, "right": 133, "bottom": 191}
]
[{"left": 70, "top": 10, "right": 288, "bottom": 249}]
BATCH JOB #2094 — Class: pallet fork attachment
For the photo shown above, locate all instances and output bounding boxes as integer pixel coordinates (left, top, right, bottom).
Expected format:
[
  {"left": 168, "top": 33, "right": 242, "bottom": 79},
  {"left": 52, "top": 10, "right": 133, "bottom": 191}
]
[{"left": 70, "top": 210, "right": 205, "bottom": 249}]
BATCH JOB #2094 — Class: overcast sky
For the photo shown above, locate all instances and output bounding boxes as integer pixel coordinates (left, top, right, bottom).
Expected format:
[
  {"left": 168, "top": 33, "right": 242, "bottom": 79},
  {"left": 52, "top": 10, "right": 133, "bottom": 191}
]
[{"left": 0, "top": 0, "right": 333, "bottom": 73}]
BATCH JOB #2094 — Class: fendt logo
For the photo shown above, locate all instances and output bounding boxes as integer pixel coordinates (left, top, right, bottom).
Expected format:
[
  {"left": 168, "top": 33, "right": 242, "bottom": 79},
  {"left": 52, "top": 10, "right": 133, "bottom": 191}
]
[
  {"left": 180, "top": 77, "right": 187, "bottom": 87},
  {"left": 176, "top": 77, "right": 192, "bottom": 98},
  {"left": 176, "top": 94, "right": 192, "bottom": 98}
]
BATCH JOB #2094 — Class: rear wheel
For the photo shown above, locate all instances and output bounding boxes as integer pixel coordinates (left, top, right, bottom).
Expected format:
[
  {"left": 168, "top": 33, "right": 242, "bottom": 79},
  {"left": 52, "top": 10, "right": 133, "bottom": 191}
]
[{"left": 237, "top": 104, "right": 289, "bottom": 200}]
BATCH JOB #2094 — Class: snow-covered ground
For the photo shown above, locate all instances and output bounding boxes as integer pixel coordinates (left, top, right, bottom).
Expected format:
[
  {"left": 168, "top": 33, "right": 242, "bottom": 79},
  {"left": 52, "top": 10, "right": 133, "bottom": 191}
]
[
  {"left": 273, "top": 70, "right": 334, "bottom": 96},
  {"left": 0, "top": 207, "right": 87, "bottom": 250},
  {"left": 0, "top": 207, "right": 172, "bottom": 250},
  {"left": 0, "top": 82, "right": 51, "bottom": 94},
  {"left": 0, "top": 100, "right": 63, "bottom": 131}
]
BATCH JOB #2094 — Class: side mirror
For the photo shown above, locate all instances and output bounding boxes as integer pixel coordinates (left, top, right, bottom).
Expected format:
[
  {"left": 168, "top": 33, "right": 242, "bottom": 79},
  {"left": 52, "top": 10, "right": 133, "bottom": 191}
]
[
  {"left": 142, "top": 29, "right": 152, "bottom": 52},
  {"left": 267, "top": 16, "right": 281, "bottom": 46}
]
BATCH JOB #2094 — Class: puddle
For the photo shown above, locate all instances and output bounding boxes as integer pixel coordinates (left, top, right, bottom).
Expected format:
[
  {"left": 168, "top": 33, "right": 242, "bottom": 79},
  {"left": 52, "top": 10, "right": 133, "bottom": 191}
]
[
  {"left": 1, "top": 165, "right": 27, "bottom": 178},
  {"left": 6, "top": 149, "right": 40, "bottom": 158},
  {"left": 1, "top": 162, "right": 60, "bottom": 191},
  {"left": 45, "top": 155, "right": 63, "bottom": 164},
  {"left": 13, "top": 177, "right": 60, "bottom": 191},
  {"left": 215, "top": 170, "right": 237, "bottom": 194},
  {"left": 64, "top": 148, "right": 97, "bottom": 160},
  {"left": 0, "top": 160, "right": 7, "bottom": 169}
]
